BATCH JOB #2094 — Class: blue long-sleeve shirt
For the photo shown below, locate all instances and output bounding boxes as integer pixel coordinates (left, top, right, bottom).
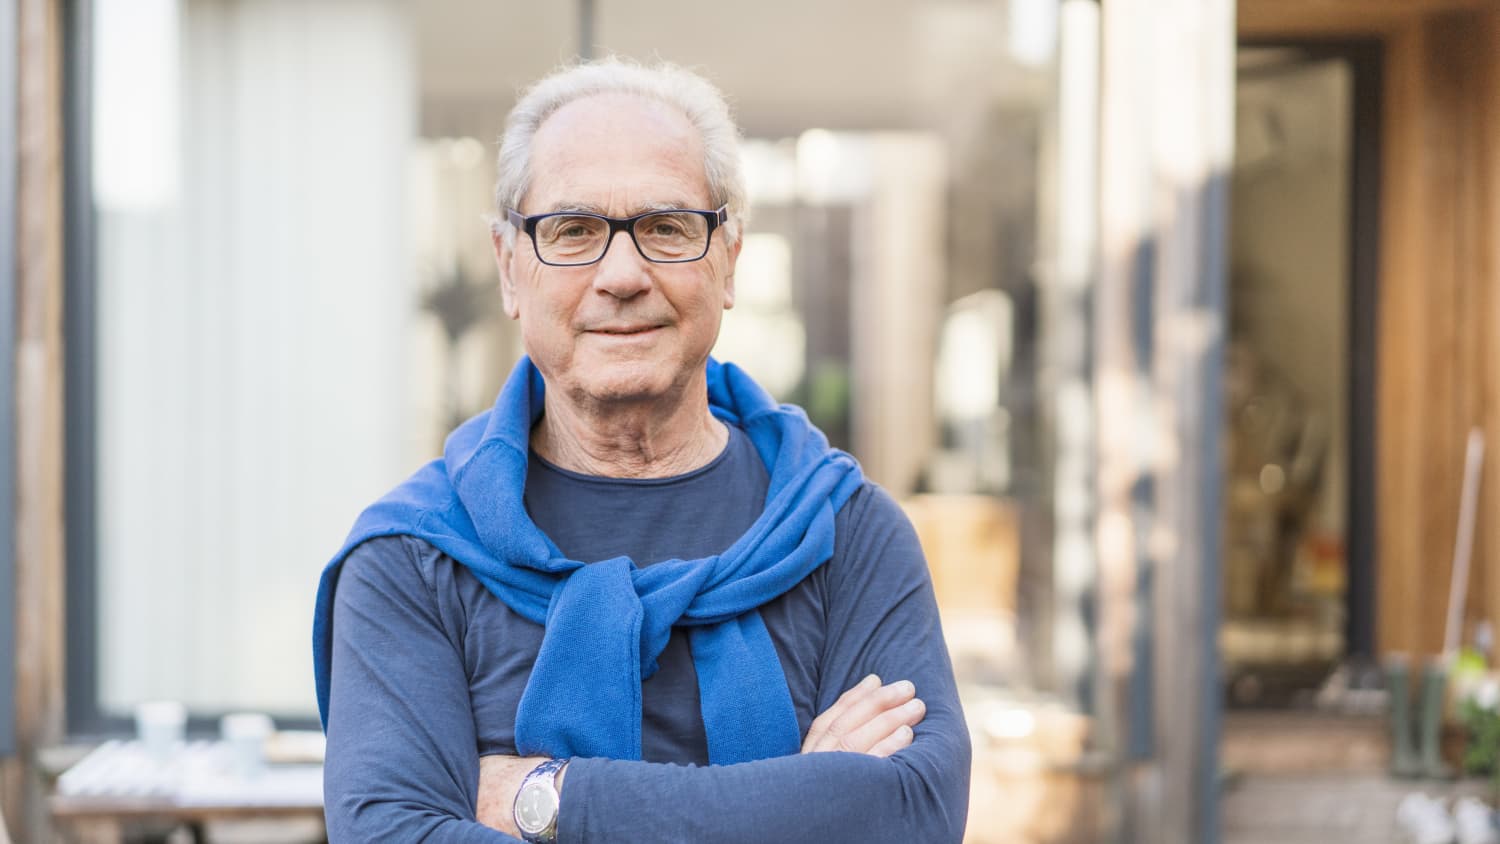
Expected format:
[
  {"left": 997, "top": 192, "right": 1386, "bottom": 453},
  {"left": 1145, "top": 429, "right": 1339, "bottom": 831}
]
[{"left": 323, "top": 425, "right": 971, "bottom": 842}]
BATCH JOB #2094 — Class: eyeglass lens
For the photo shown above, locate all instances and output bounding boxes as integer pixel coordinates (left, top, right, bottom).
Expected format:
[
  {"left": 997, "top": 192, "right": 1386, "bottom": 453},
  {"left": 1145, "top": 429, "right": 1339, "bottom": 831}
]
[{"left": 533, "top": 212, "right": 710, "bottom": 264}]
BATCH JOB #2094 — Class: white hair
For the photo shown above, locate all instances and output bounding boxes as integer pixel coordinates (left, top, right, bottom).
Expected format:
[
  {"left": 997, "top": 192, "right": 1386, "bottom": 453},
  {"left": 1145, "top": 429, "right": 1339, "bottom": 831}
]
[{"left": 491, "top": 57, "right": 747, "bottom": 247}]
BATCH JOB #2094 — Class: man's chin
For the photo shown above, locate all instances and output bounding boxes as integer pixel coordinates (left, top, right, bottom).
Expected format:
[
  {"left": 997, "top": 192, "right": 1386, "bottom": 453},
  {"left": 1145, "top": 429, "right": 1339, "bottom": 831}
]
[{"left": 572, "top": 362, "right": 675, "bottom": 406}]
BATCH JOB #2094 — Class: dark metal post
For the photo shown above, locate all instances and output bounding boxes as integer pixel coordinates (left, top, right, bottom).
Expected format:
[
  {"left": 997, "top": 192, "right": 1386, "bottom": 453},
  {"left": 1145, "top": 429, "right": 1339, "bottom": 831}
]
[
  {"left": 63, "top": 0, "right": 99, "bottom": 736},
  {"left": 0, "top": 0, "right": 17, "bottom": 759},
  {"left": 1345, "top": 42, "right": 1383, "bottom": 663},
  {"left": 577, "top": 0, "right": 595, "bottom": 60}
]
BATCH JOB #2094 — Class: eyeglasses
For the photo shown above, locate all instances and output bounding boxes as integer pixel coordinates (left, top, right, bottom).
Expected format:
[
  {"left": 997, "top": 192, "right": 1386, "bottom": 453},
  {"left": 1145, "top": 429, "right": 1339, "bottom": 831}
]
[{"left": 506, "top": 205, "right": 729, "bottom": 267}]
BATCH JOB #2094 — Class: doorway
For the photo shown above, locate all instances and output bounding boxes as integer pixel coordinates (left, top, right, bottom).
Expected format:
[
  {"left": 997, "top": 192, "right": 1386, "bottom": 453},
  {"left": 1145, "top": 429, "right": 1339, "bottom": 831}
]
[{"left": 1222, "top": 42, "right": 1381, "bottom": 709}]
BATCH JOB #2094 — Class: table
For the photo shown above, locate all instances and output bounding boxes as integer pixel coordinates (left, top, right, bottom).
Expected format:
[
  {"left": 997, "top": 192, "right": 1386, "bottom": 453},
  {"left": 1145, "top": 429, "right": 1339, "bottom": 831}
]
[{"left": 50, "top": 740, "right": 324, "bottom": 844}]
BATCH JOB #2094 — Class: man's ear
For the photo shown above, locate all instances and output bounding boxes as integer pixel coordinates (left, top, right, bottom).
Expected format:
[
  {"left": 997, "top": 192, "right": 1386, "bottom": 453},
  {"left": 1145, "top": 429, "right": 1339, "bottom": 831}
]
[
  {"left": 491, "top": 226, "right": 521, "bottom": 320},
  {"left": 722, "top": 234, "right": 743, "bottom": 310}
]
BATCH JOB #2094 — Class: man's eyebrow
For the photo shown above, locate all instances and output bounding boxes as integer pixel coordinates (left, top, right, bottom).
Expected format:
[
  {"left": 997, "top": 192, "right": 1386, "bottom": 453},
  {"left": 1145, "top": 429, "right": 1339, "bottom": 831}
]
[{"left": 546, "top": 201, "right": 608, "bottom": 215}]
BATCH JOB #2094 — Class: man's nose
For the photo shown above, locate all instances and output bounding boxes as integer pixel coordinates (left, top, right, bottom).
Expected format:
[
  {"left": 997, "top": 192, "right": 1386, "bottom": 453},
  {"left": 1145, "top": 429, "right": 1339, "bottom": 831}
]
[{"left": 591, "top": 230, "right": 653, "bottom": 299}]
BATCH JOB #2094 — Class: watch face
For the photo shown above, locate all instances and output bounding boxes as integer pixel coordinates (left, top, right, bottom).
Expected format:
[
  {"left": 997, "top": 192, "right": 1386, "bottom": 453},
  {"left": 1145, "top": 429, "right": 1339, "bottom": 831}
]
[{"left": 515, "top": 780, "right": 558, "bottom": 836}]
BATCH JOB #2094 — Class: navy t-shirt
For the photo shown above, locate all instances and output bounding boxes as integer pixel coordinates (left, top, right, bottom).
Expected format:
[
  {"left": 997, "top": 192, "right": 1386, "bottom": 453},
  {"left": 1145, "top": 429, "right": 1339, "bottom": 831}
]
[{"left": 323, "top": 425, "right": 970, "bottom": 843}]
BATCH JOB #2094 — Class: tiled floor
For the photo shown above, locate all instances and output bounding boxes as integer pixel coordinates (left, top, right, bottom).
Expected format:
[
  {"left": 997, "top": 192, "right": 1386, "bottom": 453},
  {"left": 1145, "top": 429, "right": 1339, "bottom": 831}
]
[
  {"left": 1221, "top": 711, "right": 1494, "bottom": 844},
  {"left": 1222, "top": 772, "right": 1492, "bottom": 844},
  {"left": 961, "top": 709, "right": 1498, "bottom": 843}
]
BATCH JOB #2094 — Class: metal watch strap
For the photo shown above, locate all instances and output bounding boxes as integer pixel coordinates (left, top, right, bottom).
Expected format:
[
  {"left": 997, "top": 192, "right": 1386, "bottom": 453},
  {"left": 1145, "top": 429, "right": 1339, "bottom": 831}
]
[{"left": 514, "top": 757, "right": 568, "bottom": 844}]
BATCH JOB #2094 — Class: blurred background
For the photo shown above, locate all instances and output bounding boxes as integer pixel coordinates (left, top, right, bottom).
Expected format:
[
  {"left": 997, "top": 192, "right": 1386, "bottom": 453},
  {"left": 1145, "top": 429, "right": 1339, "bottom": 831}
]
[
  {"left": 6, "top": 0, "right": 1500, "bottom": 843},
  {"left": 83, "top": 0, "right": 1059, "bottom": 719}
]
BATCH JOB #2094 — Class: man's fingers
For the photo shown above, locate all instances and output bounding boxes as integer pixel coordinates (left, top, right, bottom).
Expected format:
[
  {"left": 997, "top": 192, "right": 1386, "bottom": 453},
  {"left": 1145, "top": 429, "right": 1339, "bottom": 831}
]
[
  {"left": 803, "top": 678, "right": 923, "bottom": 755},
  {"left": 802, "top": 673, "right": 880, "bottom": 752},
  {"left": 865, "top": 724, "right": 915, "bottom": 758},
  {"left": 824, "top": 680, "right": 916, "bottom": 752},
  {"left": 841, "top": 673, "right": 882, "bottom": 704},
  {"left": 837, "top": 696, "right": 925, "bottom": 754},
  {"left": 806, "top": 676, "right": 887, "bottom": 753}
]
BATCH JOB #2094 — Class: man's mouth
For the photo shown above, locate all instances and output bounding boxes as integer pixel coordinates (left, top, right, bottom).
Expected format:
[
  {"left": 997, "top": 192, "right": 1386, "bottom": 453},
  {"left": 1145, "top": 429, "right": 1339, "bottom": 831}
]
[{"left": 589, "top": 325, "right": 662, "bottom": 336}]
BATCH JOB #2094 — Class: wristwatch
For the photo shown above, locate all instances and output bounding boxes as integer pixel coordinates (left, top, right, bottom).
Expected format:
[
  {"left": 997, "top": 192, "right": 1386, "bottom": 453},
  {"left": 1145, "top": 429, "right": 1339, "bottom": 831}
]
[{"left": 513, "top": 757, "right": 568, "bottom": 843}]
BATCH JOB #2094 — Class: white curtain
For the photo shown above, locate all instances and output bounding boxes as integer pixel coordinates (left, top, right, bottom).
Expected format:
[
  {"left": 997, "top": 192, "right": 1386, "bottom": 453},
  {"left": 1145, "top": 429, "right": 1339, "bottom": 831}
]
[{"left": 95, "top": 0, "right": 417, "bottom": 715}]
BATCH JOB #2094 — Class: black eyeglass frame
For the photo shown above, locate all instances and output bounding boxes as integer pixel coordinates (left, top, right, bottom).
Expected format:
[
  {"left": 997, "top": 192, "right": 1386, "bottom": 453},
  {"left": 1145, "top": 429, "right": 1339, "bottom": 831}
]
[{"left": 505, "top": 204, "right": 730, "bottom": 266}]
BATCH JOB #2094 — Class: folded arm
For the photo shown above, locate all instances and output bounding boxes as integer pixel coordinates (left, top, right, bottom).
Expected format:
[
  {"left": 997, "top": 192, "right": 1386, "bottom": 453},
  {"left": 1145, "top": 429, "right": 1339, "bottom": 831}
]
[
  {"left": 324, "top": 536, "right": 522, "bottom": 843},
  {"left": 495, "top": 485, "right": 972, "bottom": 844},
  {"left": 325, "top": 487, "right": 970, "bottom": 844},
  {"left": 478, "top": 673, "right": 934, "bottom": 838},
  {"left": 555, "top": 710, "right": 967, "bottom": 843}
]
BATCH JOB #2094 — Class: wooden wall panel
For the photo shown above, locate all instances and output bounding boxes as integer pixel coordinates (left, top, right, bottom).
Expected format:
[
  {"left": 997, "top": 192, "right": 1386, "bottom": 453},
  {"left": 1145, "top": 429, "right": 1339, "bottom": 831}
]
[
  {"left": 1372, "top": 9, "right": 1500, "bottom": 656},
  {"left": 1239, "top": 10, "right": 1397, "bottom": 38},
  {"left": 1375, "top": 22, "right": 1429, "bottom": 655},
  {"left": 1416, "top": 15, "right": 1464, "bottom": 656},
  {"left": 1240, "top": 0, "right": 1496, "bottom": 38},
  {"left": 2, "top": 0, "right": 65, "bottom": 841}
]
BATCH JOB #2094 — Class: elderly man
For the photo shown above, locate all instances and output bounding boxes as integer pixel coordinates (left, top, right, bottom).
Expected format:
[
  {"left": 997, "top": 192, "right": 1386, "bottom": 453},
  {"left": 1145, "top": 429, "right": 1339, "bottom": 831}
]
[{"left": 313, "top": 59, "right": 970, "bottom": 843}]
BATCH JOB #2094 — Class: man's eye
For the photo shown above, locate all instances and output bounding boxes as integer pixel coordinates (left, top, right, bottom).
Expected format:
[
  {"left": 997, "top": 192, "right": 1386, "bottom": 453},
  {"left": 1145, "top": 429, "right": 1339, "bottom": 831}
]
[
  {"left": 557, "top": 223, "right": 593, "bottom": 239},
  {"left": 644, "top": 217, "right": 689, "bottom": 237}
]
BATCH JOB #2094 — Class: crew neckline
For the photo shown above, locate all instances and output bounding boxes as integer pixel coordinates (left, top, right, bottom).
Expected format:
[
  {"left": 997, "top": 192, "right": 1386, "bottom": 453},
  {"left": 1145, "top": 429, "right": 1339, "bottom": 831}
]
[{"left": 528, "top": 426, "right": 742, "bottom": 487}]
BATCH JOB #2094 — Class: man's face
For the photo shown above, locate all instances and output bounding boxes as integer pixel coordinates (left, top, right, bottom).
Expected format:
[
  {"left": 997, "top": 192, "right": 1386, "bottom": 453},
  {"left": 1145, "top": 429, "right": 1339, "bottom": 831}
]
[{"left": 493, "top": 93, "right": 740, "bottom": 410}]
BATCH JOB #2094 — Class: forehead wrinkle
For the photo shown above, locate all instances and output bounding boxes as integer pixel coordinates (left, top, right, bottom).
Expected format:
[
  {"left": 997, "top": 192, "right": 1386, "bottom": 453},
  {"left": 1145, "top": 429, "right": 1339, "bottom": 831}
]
[{"left": 540, "top": 198, "right": 705, "bottom": 216}]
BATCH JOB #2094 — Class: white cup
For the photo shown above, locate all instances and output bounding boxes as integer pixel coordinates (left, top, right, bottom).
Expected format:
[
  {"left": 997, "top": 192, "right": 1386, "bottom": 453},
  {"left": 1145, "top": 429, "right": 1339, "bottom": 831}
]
[
  {"left": 134, "top": 700, "right": 187, "bottom": 763},
  {"left": 220, "top": 712, "right": 275, "bottom": 779}
]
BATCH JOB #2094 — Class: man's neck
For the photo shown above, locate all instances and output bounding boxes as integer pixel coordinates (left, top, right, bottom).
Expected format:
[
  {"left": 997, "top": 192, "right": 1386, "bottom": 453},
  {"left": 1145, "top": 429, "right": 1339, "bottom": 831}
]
[{"left": 532, "top": 384, "right": 728, "bottom": 479}]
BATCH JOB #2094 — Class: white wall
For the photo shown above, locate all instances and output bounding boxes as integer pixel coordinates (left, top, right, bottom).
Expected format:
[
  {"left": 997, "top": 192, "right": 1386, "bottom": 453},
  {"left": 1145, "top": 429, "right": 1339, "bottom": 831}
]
[{"left": 95, "top": 0, "right": 417, "bottom": 715}]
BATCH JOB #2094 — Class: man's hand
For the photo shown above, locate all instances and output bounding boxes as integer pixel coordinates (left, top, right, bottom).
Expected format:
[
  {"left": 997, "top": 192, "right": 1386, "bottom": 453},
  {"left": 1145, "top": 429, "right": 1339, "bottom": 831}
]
[
  {"left": 802, "top": 674, "right": 926, "bottom": 758},
  {"left": 476, "top": 754, "right": 566, "bottom": 836}
]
